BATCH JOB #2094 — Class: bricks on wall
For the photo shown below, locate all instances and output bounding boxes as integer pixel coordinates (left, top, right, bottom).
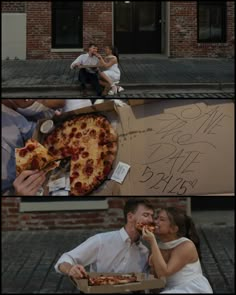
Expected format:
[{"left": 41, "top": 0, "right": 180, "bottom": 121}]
[
  {"left": 169, "top": 1, "right": 234, "bottom": 58},
  {"left": 1, "top": 1, "right": 26, "bottom": 13},
  {"left": 1, "top": 197, "right": 187, "bottom": 231}
]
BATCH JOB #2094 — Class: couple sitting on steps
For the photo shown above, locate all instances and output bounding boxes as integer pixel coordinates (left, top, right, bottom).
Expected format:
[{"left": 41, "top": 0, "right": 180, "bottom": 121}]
[{"left": 70, "top": 43, "right": 124, "bottom": 97}]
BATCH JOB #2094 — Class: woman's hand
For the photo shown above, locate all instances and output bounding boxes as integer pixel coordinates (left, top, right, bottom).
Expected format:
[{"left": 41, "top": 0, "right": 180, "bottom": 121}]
[{"left": 142, "top": 227, "right": 156, "bottom": 244}]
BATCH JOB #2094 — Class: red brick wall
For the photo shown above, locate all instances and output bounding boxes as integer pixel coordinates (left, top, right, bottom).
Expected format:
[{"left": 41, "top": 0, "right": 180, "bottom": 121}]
[
  {"left": 1, "top": 1, "right": 26, "bottom": 12},
  {"left": 169, "top": 1, "right": 234, "bottom": 58},
  {"left": 1, "top": 197, "right": 187, "bottom": 231},
  {"left": 26, "top": 1, "right": 112, "bottom": 59}
]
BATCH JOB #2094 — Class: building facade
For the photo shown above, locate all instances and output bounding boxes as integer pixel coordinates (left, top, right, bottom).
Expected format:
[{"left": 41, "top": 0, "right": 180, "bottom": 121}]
[
  {"left": 1, "top": 197, "right": 189, "bottom": 231},
  {"left": 2, "top": 1, "right": 234, "bottom": 60}
]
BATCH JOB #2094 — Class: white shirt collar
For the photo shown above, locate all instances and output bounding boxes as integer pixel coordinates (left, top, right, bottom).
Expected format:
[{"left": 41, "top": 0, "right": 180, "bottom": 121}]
[{"left": 119, "top": 227, "right": 142, "bottom": 246}]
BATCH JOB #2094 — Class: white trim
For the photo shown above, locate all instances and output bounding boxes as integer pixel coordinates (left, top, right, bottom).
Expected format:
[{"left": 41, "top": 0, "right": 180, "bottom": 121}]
[
  {"left": 20, "top": 200, "right": 108, "bottom": 212},
  {"left": 51, "top": 48, "right": 84, "bottom": 53}
]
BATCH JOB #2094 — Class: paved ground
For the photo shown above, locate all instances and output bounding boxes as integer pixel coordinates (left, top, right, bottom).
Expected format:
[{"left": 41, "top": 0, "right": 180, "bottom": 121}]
[
  {"left": 2, "top": 56, "right": 234, "bottom": 98},
  {"left": 2, "top": 211, "right": 234, "bottom": 294}
]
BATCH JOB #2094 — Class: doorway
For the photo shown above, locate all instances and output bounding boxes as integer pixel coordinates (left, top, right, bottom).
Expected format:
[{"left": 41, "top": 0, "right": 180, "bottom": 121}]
[{"left": 114, "top": 1, "right": 162, "bottom": 53}]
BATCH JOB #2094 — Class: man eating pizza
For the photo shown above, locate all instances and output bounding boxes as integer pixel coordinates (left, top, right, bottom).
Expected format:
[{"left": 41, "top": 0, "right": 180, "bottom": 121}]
[{"left": 54, "top": 199, "right": 155, "bottom": 281}]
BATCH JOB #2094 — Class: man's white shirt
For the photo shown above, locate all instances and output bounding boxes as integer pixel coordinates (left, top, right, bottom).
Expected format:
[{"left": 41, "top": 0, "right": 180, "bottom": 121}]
[
  {"left": 55, "top": 227, "right": 149, "bottom": 274},
  {"left": 70, "top": 53, "right": 99, "bottom": 73}
]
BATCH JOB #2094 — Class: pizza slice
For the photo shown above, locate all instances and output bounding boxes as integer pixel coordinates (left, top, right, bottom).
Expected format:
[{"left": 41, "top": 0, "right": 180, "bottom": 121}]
[
  {"left": 15, "top": 139, "right": 60, "bottom": 176},
  {"left": 87, "top": 274, "right": 138, "bottom": 286},
  {"left": 136, "top": 222, "right": 157, "bottom": 233}
]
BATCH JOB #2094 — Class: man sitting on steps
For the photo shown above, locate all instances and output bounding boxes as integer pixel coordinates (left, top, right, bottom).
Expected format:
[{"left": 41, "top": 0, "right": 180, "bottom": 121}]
[{"left": 70, "top": 43, "right": 102, "bottom": 97}]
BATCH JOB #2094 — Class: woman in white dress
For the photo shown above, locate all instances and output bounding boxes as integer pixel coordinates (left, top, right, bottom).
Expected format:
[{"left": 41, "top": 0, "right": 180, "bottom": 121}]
[
  {"left": 95, "top": 46, "right": 124, "bottom": 96},
  {"left": 142, "top": 207, "right": 213, "bottom": 293}
]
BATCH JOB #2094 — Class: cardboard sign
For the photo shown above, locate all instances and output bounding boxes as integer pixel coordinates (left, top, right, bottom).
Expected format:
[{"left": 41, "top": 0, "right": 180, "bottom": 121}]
[{"left": 119, "top": 99, "right": 234, "bottom": 195}]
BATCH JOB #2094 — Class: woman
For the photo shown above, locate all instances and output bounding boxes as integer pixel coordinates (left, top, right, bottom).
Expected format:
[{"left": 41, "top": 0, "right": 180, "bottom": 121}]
[
  {"left": 142, "top": 207, "right": 213, "bottom": 293},
  {"left": 95, "top": 46, "right": 124, "bottom": 96}
]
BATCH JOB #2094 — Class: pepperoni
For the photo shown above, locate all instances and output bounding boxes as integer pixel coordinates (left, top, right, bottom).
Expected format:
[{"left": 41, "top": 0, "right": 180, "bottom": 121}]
[
  {"left": 81, "top": 122, "right": 87, "bottom": 129},
  {"left": 85, "top": 166, "right": 94, "bottom": 176},
  {"left": 49, "top": 146, "right": 55, "bottom": 154},
  {"left": 89, "top": 129, "right": 97, "bottom": 138},
  {"left": 72, "top": 154, "right": 79, "bottom": 161},
  {"left": 101, "top": 152, "right": 105, "bottom": 159},
  {"left": 79, "top": 147, "right": 85, "bottom": 153},
  {"left": 19, "top": 148, "right": 28, "bottom": 157},
  {"left": 82, "top": 152, "right": 89, "bottom": 158},
  {"left": 27, "top": 144, "right": 35, "bottom": 152},
  {"left": 31, "top": 158, "right": 40, "bottom": 170},
  {"left": 99, "top": 132, "right": 105, "bottom": 139},
  {"left": 72, "top": 127, "right": 77, "bottom": 132},
  {"left": 75, "top": 132, "right": 82, "bottom": 138},
  {"left": 103, "top": 165, "right": 111, "bottom": 176},
  {"left": 72, "top": 171, "right": 79, "bottom": 177},
  {"left": 69, "top": 133, "right": 74, "bottom": 138}
]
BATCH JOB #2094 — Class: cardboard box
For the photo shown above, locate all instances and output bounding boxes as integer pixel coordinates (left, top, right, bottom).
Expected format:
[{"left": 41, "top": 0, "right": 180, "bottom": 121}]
[
  {"left": 34, "top": 99, "right": 234, "bottom": 196},
  {"left": 70, "top": 272, "right": 166, "bottom": 293}
]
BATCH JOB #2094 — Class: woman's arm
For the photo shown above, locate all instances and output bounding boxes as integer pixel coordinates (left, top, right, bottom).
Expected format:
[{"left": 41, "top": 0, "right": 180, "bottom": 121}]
[
  {"left": 96, "top": 54, "right": 117, "bottom": 69},
  {"left": 143, "top": 229, "right": 198, "bottom": 278}
]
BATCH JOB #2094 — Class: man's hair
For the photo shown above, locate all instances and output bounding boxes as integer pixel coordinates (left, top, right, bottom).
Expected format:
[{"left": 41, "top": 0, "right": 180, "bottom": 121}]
[
  {"left": 88, "top": 42, "right": 97, "bottom": 49},
  {"left": 123, "top": 199, "right": 154, "bottom": 223}
]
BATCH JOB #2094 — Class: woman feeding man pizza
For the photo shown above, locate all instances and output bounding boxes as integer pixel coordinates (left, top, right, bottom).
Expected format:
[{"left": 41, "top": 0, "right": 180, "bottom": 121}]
[{"left": 55, "top": 199, "right": 212, "bottom": 292}]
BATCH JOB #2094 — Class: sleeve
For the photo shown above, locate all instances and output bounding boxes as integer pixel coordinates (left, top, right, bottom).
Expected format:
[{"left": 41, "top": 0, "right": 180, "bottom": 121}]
[
  {"left": 70, "top": 55, "right": 82, "bottom": 69},
  {"left": 54, "top": 234, "right": 101, "bottom": 274}
]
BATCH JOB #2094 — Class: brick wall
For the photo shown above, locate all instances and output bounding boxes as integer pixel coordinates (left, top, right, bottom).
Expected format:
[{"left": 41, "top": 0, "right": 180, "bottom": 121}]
[
  {"left": 1, "top": 1, "right": 26, "bottom": 13},
  {"left": 1, "top": 197, "right": 187, "bottom": 231},
  {"left": 26, "top": 1, "right": 112, "bottom": 59},
  {"left": 169, "top": 1, "right": 234, "bottom": 58}
]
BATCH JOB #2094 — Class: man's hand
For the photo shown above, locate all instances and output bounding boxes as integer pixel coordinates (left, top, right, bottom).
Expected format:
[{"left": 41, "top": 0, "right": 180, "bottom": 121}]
[
  {"left": 68, "top": 264, "right": 88, "bottom": 279},
  {"left": 13, "top": 170, "right": 46, "bottom": 196}
]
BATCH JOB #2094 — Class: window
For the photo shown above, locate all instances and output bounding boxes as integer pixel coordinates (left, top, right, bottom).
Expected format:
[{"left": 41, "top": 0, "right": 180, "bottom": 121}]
[
  {"left": 198, "top": 1, "right": 226, "bottom": 42},
  {"left": 52, "top": 1, "right": 83, "bottom": 48}
]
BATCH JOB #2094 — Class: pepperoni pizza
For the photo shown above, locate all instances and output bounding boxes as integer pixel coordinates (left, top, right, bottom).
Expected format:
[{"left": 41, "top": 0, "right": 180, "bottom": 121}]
[
  {"left": 15, "top": 139, "right": 60, "bottom": 176},
  {"left": 136, "top": 222, "right": 157, "bottom": 233},
  {"left": 43, "top": 114, "right": 118, "bottom": 196},
  {"left": 87, "top": 274, "right": 138, "bottom": 286}
]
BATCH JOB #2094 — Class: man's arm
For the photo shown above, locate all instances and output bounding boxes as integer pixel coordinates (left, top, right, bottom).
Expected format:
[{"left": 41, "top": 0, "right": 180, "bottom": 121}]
[
  {"left": 58, "top": 262, "right": 87, "bottom": 279},
  {"left": 38, "top": 99, "right": 65, "bottom": 109}
]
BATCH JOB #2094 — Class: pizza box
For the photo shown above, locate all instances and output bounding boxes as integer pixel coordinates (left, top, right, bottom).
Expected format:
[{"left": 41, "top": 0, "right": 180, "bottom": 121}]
[
  {"left": 33, "top": 99, "right": 234, "bottom": 196},
  {"left": 69, "top": 272, "right": 166, "bottom": 293}
]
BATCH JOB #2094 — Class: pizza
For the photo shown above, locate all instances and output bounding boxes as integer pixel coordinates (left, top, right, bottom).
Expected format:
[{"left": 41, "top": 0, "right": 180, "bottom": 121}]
[
  {"left": 87, "top": 274, "right": 138, "bottom": 286},
  {"left": 43, "top": 114, "right": 118, "bottom": 196},
  {"left": 15, "top": 139, "right": 60, "bottom": 176},
  {"left": 136, "top": 222, "right": 157, "bottom": 233}
]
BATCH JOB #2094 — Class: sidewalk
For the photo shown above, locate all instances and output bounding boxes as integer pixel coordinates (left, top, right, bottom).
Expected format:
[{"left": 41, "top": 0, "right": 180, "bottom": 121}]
[
  {"left": 2, "top": 56, "right": 235, "bottom": 97},
  {"left": 2, "top": 211, "right": 234, "bottom": 294}
]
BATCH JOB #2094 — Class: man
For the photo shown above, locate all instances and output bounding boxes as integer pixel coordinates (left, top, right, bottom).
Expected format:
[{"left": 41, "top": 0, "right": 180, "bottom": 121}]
[
  {"left": 54, "top": 199, "right": 155, "bottom": 279},
  {"left": 70, "top": 43, "right": 102, "bottom": 96},
  {"left": 1, "top": 99, "right": 65, "bottom": 195}
]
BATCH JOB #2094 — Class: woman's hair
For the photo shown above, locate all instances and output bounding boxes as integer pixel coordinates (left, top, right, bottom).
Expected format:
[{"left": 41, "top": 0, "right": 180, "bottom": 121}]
[
  {"left": 105, "top": 45, "right": 119, "bottom": 63},
  {"left": 159, "top": 207, "right": 201, "bottom": 260}
]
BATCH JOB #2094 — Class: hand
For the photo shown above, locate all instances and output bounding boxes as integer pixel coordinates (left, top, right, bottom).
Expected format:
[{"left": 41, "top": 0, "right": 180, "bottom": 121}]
[
  {"left": 142, "top": 227, "right": 156, "bottom": 244},
  {"left": 68, "top": 264, "right": 88, "bottom": 279},
  {"left": 13, "top": 170, "right": 46, "bottom": 196}
]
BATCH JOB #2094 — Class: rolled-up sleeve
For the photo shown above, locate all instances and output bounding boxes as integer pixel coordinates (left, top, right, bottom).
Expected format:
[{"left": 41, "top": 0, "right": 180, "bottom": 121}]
[{"left": 54, "top": 234, "right": 101, "bottom": 274}]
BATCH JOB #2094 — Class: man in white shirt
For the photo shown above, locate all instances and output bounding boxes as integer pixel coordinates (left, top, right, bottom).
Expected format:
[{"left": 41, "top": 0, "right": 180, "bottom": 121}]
[
  {"left": 70, "top": 43, "right": 102, "bottom": 96},
  {"left": 54, "top": 199, "right": 155, "bottom": 279}
]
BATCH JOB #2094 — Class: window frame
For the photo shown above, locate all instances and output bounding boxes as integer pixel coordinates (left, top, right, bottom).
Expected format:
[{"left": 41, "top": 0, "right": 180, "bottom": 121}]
[
  {"left": 197, "top": 1, "right": 227, "bottom": 43},
  {"left": 51, "top": 1, "right": 83, "bottom": 49}
]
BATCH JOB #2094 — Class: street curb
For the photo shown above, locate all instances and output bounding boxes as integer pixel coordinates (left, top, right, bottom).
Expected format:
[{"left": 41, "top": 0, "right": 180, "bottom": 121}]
[{"left": 1, "top": 82, "right": 235, "bottom": 92}]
